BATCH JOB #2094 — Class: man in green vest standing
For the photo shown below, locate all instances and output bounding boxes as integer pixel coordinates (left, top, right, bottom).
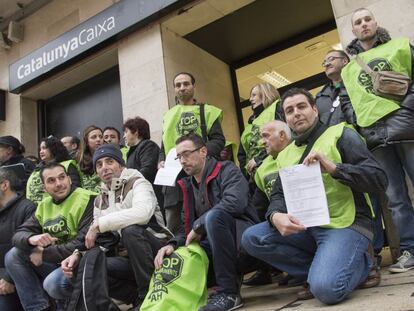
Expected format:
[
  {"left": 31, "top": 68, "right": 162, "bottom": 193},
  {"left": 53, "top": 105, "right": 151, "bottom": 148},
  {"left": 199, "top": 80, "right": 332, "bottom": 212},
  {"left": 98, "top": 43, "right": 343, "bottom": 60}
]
[
  {"left": 158, "top": 72, "right": 225, "bottom": 235},
  {"left": 342, "top": 8, "right": 414, "bottom": 273},
  {"left": 5, "top": 163, "right": 95, "bottom": 311},
  {"left": 242, "top": 88, "right": 387, "bottom": 305}
]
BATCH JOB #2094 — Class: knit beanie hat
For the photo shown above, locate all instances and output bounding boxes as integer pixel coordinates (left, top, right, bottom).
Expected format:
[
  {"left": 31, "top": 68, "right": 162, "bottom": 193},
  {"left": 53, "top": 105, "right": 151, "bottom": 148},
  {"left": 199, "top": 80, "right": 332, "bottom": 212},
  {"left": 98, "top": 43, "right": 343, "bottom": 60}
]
[{"left": 93, "top": 144, "right": 125, "bottom": 171}]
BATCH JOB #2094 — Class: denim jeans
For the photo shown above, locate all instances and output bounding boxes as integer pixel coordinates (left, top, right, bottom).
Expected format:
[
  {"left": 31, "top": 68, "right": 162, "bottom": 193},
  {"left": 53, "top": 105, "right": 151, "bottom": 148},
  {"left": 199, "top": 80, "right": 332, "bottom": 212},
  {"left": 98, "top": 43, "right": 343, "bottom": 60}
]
[
  {"left": 242, "top": 222, "right": 371, "bottom": 305},
  {"left": 373, "top": 142, "right": 414, "bottom": 254},
  {"left": 4, "top": 247, "right": 58, "bottom": 311},
  {"left": 369, "top": 193, "right": 384, "bottom": 255},
  {"left": 200, "top": 209, "right": 256, "bottom": 295},
  {"left": 44, "top": 225, "right": 164, "bottom": 305}
]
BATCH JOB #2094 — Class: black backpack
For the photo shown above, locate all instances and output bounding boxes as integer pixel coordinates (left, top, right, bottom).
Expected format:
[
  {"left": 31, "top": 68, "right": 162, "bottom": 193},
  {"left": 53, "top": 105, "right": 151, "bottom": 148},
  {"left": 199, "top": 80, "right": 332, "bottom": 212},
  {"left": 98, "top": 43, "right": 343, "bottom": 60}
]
[{"left": 66, "top": 232, "right": 121, "bottom": 311}]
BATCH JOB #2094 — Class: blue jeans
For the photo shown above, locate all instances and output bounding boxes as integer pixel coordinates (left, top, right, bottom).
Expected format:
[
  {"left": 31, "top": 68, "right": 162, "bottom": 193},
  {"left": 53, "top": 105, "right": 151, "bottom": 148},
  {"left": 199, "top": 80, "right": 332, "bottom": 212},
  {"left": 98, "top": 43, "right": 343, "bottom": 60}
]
[
  {"left": 242, "top": 222, "right": 371, "bottom": 305},
  {"left": 373, "top": 142, "right": 414, "bottom": 254},
  {"left": 4, "top": 247, "right": 59, "bottom": 311},
  {"left": 369, "top": 193, "right": 384, "bottom": 255}
]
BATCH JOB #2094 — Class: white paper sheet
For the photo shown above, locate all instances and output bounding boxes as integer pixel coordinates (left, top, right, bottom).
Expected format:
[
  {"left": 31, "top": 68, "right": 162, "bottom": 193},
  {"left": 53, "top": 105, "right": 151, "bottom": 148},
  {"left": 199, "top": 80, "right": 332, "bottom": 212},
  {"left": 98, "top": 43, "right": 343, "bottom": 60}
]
[
  {"left": 154, "top": 148, "right": 182, "bottom": 186},
  {"left": 279, "top": 161, "right": 330, "bottom": 227}
]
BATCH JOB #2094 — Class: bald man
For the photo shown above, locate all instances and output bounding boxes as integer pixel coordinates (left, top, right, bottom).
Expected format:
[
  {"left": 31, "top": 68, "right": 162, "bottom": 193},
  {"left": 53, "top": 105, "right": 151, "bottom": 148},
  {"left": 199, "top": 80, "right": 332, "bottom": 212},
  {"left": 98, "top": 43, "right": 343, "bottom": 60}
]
[
  {"left": 244, "top": 120, "right": 292, "bottom": 286},
  {"left": 253, "top": 120, "right": 292, "bottom": 219}
]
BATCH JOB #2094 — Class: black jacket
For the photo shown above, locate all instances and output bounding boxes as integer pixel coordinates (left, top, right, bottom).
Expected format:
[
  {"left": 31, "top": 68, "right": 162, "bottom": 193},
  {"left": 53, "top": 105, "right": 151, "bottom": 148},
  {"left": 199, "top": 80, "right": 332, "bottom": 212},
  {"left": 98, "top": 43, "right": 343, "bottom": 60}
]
[
  {"left": 170, "top": 158, "right": 259, "bottom": 247},
  {"left": 12, "top": 188, "right": 95, "bottom": 263},
  {"left": 267, "top": 122, "right": 388, "bottom": 240},
  {"left": 1, "top": 155, "right": 35, "bottom": 190},
  {"left": 346, "top": 27, "right": 414, "bottom": 150},
  {"left": 315, "top": 82, "right": 357, "bottom": 127},
  {"left": 158, "top": 105, "right": 226, "bottom": 208},
  {"left": 126, "top": 139, "right": 160, "bottom": 183},
  {"left": 0, "top": 193, "right": 35, "bottom": 281}
]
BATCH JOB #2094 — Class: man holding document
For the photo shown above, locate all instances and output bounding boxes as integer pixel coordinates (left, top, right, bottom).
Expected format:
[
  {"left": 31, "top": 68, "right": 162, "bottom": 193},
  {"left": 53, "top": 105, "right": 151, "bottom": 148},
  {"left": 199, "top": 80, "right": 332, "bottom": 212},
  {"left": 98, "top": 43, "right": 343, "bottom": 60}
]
[{"left": 242, "top": 88, "right": 388, "bottom": 305}]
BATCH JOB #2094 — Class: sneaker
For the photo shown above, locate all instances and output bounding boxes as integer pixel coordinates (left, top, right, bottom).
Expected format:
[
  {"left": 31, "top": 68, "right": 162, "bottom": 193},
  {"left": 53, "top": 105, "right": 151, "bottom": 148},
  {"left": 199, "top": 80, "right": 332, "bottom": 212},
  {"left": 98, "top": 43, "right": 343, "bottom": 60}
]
[
  {"left": 199, "top": 293, "right": 243, "bottom": 311},
  {"left": 388, "top": 250, "right": 414, "bottom": 273}
]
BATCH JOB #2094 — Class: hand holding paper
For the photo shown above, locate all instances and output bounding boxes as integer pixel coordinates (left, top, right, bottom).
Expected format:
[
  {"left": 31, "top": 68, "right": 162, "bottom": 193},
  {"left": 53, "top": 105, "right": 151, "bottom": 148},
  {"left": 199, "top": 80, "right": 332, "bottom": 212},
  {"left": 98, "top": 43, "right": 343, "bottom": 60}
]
[
  {"left": 279, "top": 161, "right": 330, "bottom": 228},
  {"left": 154, "top": 148, "right": 182, "bottom": 186}
]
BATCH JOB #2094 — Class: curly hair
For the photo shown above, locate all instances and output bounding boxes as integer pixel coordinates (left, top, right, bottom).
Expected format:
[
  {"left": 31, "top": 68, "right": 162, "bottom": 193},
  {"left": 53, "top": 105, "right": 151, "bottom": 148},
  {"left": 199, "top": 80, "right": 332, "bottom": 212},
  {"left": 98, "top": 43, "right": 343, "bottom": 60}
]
[
  {"left": 123, "top": 117, "right": 150, "bottom": 140},
  {"left": 41, "top": 136, "right": 70, "bottom": 163}
]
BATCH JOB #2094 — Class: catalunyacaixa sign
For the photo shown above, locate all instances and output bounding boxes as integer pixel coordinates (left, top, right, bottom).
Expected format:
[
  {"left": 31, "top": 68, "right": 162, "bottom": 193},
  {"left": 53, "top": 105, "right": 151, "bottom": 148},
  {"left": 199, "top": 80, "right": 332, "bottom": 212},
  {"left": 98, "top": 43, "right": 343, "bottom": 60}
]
[{"left": 9, "top": 0, "right": 191, "bottom": 93}]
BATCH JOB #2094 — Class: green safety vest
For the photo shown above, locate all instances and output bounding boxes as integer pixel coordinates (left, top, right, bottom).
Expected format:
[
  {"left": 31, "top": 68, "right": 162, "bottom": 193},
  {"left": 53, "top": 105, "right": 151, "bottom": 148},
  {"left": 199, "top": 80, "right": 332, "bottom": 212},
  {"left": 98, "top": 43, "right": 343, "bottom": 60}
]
[
  {"left": 26, "top": 159, "right": 79, "bottom": 205},
  {"left": 341, "top": 38, "right": 412, "bottom": 127},
  {"left": 121, "top": 146, "right": 129, "bottom": 162},
  {"left": 224, "top": 141, "right": 238, "bottom": 163},
  {"left": 162, "top": 104, "right": 223, "bottom": 155},
  {"left": 254, "top": 155, "right": 279, "bottom": 199},
  {"left": 240, "top": 100, "right": 280, "bottom": 169},
  {"left": 35, "top": 187, "right": 94, "bottom": 244},
  {"left": 80, "top": 172, "right": 101, "bottom": 194},
  {"left": 276, "top": 123, "right": 356, "bottom": 228}
]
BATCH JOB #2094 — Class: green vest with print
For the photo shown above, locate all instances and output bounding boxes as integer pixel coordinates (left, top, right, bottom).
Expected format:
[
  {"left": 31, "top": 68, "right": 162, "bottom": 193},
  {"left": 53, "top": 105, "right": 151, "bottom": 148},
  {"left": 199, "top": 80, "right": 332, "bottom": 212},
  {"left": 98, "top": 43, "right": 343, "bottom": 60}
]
[
  {"left": 276, "top": 123, "right": 355, "bottom": 228},
  {"left": 240, "top": 100, "right": 280, "bottom": 168},
  {"left": 26, "top": 160, "right": 79, "bottom": 205},
  {"left": 80, "top": 172, "right": 101, "bottom": 194},
  {"left": 254, "top": 154, "right": 279, "bottom": 199},
  {"left": 341, "top": 38, "right": 412, "bottom": 127},
  {"left": 162, "top": 104, "right": 223, "bottom": 155},
  {"left": 35, "top": 187, "right": 94, "bottom": 244}
]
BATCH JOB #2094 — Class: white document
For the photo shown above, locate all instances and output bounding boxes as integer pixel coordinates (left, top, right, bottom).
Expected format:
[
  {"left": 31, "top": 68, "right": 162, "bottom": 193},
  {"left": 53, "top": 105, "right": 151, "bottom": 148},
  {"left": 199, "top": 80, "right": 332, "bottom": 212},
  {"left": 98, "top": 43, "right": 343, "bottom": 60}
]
[
  {"left": 154, "top": 148, "right": 182, "bottom": 186},
  {"left": 279, "top": 161, "right": 330, "bottom": 227}
]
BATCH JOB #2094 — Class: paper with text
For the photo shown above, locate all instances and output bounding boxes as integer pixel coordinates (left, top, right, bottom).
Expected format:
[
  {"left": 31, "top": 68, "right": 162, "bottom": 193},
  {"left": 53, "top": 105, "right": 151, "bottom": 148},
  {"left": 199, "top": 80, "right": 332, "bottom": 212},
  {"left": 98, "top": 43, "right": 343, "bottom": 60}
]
[
  {"left": 279, "top": 161, "right": 330, "bottom": 227},
  {"left": 154, "top": 148, "right": 182, "bottom": 186}
]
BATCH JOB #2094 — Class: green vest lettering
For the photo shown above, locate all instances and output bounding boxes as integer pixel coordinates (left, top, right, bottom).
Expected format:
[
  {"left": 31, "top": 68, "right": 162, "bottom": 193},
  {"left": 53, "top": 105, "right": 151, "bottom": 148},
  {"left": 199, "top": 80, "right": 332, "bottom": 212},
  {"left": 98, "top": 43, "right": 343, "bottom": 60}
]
[
  {"left": 255, "top": 155, "right": 279, "bottom": 199},
  {"left": 276, "top": 123, "right": 356, "bottom": 228},
  {"left": 162, "top": 104, "right": 222, "bottom": 155},
  {"left": 341, "top": 38, "right": 412, "bottom": 127},
  {"left": 27, "top": 160, "right": 79, "bottom": 205},
  {"left": 36, "top": 187, "right": 93, "bottom": 243},
  {"left": 240, "top": 100, "right": 280, "bottom": 171}
]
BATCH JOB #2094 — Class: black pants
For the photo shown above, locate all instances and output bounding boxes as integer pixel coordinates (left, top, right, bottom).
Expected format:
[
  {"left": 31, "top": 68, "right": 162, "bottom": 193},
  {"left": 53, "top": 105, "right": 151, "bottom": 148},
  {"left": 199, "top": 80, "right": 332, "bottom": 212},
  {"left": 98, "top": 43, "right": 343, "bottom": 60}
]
[
  {"left": 200, "top": 209, "right": 257, "bottom": 295},
  {"left": 107, "top": 225, "right": 165, "bottom": 303}
]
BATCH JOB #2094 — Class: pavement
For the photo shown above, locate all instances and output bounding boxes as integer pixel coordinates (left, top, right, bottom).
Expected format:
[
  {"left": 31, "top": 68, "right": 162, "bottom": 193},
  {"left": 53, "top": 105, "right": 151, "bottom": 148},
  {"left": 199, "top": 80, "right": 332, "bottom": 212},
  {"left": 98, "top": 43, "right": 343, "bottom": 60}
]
[{"left": 240, "top": 247, "right": 414, "bottom": 311}]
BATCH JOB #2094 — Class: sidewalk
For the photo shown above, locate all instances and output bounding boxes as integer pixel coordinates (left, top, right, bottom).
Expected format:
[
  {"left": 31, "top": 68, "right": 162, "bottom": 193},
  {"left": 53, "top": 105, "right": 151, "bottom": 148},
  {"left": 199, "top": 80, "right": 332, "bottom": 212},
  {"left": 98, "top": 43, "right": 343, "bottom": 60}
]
[{"left": 240, "top": 248, "right": 414, "bottom": 311}]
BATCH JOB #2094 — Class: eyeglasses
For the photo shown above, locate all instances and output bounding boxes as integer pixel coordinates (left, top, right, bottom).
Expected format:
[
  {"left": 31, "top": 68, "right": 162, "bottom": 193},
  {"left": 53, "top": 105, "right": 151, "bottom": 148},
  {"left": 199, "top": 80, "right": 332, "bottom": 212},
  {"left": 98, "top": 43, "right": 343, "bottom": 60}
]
[
  {"left": 175, "top": 147, "right": 202, "bottom": 161},
  {"left": 322, "top": 56, "right": 344, "bottom": 67}
]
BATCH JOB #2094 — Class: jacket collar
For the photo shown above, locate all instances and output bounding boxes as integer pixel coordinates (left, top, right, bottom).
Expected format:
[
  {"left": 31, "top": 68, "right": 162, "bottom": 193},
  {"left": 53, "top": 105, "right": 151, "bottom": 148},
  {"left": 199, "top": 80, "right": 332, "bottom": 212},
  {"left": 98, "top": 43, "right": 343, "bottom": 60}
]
[
  {"left": 0, "top": 192, "right": 21, "bottom": 213},
  {"left": 346, "top": 27, "right": 392, "bottom": 55}
]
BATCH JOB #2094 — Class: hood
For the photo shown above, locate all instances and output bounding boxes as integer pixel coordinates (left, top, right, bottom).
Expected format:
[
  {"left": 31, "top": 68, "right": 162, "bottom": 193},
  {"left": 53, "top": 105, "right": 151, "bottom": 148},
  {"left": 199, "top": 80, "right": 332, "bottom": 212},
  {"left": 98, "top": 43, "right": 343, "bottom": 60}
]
[
  {"left": 346, "top": 27, "right": 391, "bottom": 55},
  {"left": 100, "top": 168, "right": 144, "bottom": 193}
]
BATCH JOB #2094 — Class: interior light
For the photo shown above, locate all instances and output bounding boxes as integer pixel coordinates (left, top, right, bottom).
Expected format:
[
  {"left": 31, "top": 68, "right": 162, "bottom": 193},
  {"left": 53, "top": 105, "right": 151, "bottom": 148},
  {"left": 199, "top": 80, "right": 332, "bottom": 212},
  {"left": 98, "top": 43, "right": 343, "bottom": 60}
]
[
  {"left": 258, "top": 71, "right": 291, "bottom": 88},
  {"left": 331, "top": 43, "right": 343, "bottom": 50}
]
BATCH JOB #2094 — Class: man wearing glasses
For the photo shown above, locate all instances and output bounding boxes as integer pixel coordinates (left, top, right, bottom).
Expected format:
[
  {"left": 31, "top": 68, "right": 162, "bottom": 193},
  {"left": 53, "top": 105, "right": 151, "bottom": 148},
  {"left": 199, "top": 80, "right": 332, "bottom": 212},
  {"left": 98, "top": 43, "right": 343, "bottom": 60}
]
[
  {"left": 155, "top": 134, "right": 258, "bottom": 311},
  {"left": 158, "top": 72, "right": 225, "bottom": 236},
  {"left": 316, "top": 50, "right": 356, "bottom": 127}
]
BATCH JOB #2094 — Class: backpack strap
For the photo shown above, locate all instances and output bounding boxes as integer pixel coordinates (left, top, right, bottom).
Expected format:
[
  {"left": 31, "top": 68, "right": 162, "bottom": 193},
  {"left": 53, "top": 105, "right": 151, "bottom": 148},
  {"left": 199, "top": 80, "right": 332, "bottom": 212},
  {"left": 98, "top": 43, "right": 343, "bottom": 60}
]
[
  {"left": 298, "top": 124, "right": 328, "bottom": 164},
  {"left": 199, "top": 103, "right": 208, "bottom": 143}
]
